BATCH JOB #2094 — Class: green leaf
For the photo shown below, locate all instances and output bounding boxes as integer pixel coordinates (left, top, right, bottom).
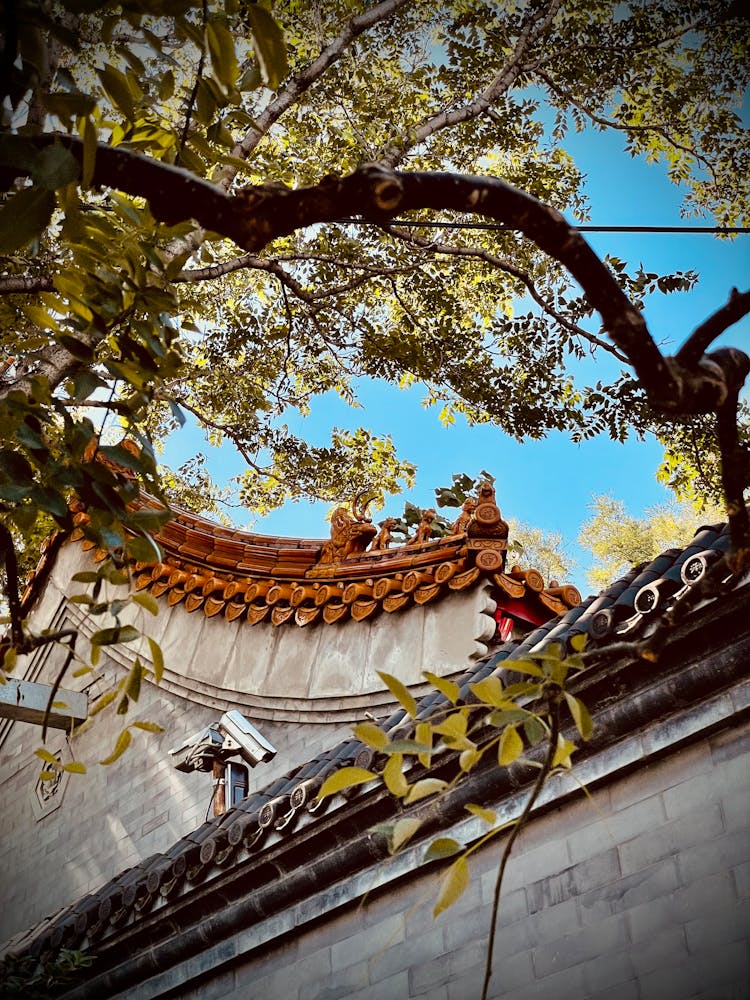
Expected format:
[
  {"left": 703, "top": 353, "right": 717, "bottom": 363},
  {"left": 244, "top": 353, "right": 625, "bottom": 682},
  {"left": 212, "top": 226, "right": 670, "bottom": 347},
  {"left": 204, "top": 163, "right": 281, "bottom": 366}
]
[
  {"left": 131, "top": 591, "right": 159, "bottom": 616},
  {"left": 382, "top": 739, "right": 433, "bottom": 755},
  {"left": 125, "top": 533, "right": 162, "bottom": 564},
  {"left": 422, "top": 670, "right": 459, "bottom": 703},
  {"left": 317, "top": 766, "right": 377, "bottom": 799},
  {"left": 465, "top": 803, "right": 496, "bottom": 825},
  {"left": 100, "top": 728, "right": 132, "bottom": 765},
  {"left": 97, "top": 64, "right": 136, "bottom": 120},
  {"left": 353, "top": 720, "right": 388, "bottom": 751},
  {"left": 3, "top": 647, "right": 17, "bottom": 673},
  {"left": 390, "top": 816, "right": 421, "bottom": 853},
  {"left": 377, "top": 670, "right": 417, "bottom": 718},
  {"left": 206, "top": 21, "right": 239, "bottom": 89},
  {"left": 131, "top": 720, "right": 165, "bottom": 734},
  {"left": 434, "top": 855, "right": 469, "bottom": 916},
  {"left": 90, "top": 625, "right": 140, "bottom": 647},
  {"left": 123, "top": 658, "right": 143, "bottom": 703},
  {"left": 383, "top": 752, "right": 408, "bottom": 797},
  {"left": 498, "top": 724, "right": 523, "bottom": 766},
  {"left": 32, "top": 144, "right": 79, "bottom": 190},
  {"left": 523, "top": 714, "right": 546, "bottom": 746},
  {"left": 564, "top": 692, "right": 593, "bottom": 740},
  {"left": 244, "top": 5, "right": 288, "bottom": 88},
  {"left": 0, "top": 186, "right": 56, "bottom": 253},
  {"left": 148, "top": 637, "right": 164, "bottom": 683},
  {"left": 424, "top": 837, "right": 462, "bottom": 862},
  {"left": 404, "top": 778, "right": 448, "bottom": 803}
]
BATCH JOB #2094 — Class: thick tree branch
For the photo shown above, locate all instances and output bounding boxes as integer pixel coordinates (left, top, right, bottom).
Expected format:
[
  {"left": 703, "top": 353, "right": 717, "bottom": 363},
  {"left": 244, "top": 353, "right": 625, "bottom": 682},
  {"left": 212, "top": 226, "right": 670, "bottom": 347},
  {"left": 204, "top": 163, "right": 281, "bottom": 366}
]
[
  {"left": 378, "top": 0, "right": 564, "bottom": 168},
  {"left": 0, "top": 274, "right": 54, "bottom": 294},
  {"left": 676, "top": 288, "right": 750, "bottom": 368}
]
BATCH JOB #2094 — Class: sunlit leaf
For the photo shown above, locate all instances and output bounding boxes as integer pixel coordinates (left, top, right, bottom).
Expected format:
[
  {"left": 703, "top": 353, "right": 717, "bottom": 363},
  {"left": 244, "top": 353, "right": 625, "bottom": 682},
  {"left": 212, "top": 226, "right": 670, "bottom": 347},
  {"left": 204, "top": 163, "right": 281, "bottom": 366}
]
[
  {"left": 353, "top": 720, "right": 389, "bottom": 751},
  {"left": 131, "top": 591, "right": 159, "bottom": 616},
  {"left": 434, "top": 855, "right": 469, "bottom": 916},
  {"left": 390, "top": 816, "right": 421, "bottom": 853},
  {"left": 383, "top": 752, "right": 408, "bottom": 797},
  {"left": 424, "top": 837, "right": 462, "bottom": 862},
  {"left": 498, "top": 724, "right": 523, "bottom": 766},
  {"left": 422, "top": 670, "right": 459, "bottom": 703},
  {"left": 377, "top": 671, "right": 417, "bottom": 718},
  {"left": 465, "top": 803, "right": 496, "bottom": 825},
  {"left": 100, "top": 728, "right": 132, "bottom": 765},
  {"left": 61, "top": 760, "right": 87, "bottom": 774},
  {"left": 317, "top": 766, "right": 377, "bottom": 799},
  {"left": 404, "top": 778, "right": 448, "bottom": 803},
  {"left": 131, "top": 720, "right": 164, "bottom": 733}
]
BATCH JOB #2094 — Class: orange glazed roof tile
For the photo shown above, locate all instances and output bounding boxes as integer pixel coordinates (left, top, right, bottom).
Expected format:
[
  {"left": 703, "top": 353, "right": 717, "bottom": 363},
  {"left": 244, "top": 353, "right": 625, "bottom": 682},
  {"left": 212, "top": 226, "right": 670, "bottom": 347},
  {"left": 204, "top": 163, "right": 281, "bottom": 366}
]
[{"left": 60, "top": 482, "right": 581, "bottom": 630}]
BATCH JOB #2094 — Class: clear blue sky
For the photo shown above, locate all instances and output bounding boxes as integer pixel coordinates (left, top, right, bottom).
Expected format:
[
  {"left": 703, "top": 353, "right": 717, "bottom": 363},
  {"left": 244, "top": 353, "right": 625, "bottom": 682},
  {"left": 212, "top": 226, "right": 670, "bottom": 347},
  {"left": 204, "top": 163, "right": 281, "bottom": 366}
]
[{"left": 162, "top": 125, "right": 749, "bottom": 592}]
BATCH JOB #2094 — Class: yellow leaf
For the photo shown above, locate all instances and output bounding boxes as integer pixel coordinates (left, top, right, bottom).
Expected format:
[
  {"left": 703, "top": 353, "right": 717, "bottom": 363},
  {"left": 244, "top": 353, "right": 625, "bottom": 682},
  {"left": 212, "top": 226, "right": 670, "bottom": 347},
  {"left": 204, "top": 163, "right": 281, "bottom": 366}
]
[
  {"left": 434, "top": 855, "right": 469, "bottom": 916},
  {"left": 383, "top": 753, "right": 408, "bottom": 797},
  {"left": 465, "top": 803, "right": 496, "bottom": 825},
  {"left": 459, "top": 748, "right": 480, "bottom": 772},
  {"left": 552, "top": 736, "right": 577, "bottom": 769},
  {"left": 405, "top": 778, "right": 448, "bottom": 803},
  {"left": 391, "top": 816, "right": 421, "bottom": 853},
  {"left": 100, "top": 728, "right": 132, "bottom": 765},
  {"left": 469, "top": 675, "right": 507, "bottom": 708},
  {"left": 131, "top": 720, "right": 165, "bottom": 734},
  {"left": 422, "top": 671, "right": 459, "bottom": 704},
  {"left": 3, "top": 647, "right": 16, "bottom": 672},
  {"left": 34, "top": 747, "right": 58, "bottom": 765},
  {"left": 498, "top": 725, "right": 523, "bottom": 766},
  {"left": 507, "top": 659, "right": 544, "bottom": 677},
  {"left": 89, "top": 689, "right": 117, "bottom": 715},
  {"left": 148, "top": 637, "right": 164, "bottom": 684},
  {"left": 569, "top": 633, "right": 587, "bottom": 652},
  {"left": 564, "top": 692, "right": 593, "bottom": 740},
  {"left": 61, "top": 760, "right": 87, "bottom": 774},
  {"left": 424, "top": 837, "right": 462, "bottom": 861},
  {"left": 353, "top": 721, "right": 389, "bottom": 751},
  {"left": 317, "top": 766, "right": 377, "bottom": 800},
  {"left": 377, "top": 670, "right": 417, "bottom": 718}
]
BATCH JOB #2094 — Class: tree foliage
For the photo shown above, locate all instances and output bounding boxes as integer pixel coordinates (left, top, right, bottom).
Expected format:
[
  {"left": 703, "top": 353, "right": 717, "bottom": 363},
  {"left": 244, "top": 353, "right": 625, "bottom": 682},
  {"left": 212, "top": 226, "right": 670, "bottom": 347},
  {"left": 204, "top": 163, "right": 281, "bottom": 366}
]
[{"left": 578, "top": 493, "right": 725, "bottom": 591}]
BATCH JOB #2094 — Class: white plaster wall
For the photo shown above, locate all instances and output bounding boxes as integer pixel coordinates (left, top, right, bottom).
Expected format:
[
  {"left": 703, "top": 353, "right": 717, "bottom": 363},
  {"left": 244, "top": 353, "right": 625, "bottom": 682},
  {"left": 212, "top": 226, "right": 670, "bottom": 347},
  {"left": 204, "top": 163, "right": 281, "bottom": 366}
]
[{"left": 30, "top": 541, "right": 498, "bottom": 722}]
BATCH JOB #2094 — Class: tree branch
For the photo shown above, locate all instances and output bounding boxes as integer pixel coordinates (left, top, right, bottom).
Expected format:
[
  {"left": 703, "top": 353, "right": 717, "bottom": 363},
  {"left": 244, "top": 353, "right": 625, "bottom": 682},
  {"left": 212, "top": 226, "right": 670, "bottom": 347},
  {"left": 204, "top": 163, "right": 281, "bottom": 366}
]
[
  {"left": 380, "top": 223, "right": 628, "bottom": 360},
  {"left": 0, "top": 274, "right": 54, "bottom": 295},
  {"left": 379, "top": 0, "right": 564, "bottom": 168},
  {"left": 536, "top": 70, "right": 718, "bottom": 184},
  {"left": 676, "top": 288, "right": 750, "bottom": 368},
  {"left": 215, "top": 0, "right": 411, "bottom": 191}
]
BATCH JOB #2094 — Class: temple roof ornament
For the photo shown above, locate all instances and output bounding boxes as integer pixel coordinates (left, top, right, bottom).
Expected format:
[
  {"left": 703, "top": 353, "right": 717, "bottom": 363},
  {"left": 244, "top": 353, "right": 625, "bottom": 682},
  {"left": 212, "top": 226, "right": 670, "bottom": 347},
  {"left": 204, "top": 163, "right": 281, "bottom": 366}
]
[{"left": 23, "top": 482, "right": 580, "bottom": 630}]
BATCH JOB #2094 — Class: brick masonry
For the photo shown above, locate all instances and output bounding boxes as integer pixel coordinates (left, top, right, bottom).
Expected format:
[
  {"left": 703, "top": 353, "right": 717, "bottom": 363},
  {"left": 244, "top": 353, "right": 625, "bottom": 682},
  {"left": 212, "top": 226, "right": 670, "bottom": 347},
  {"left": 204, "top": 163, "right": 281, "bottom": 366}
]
[{"left": 167, "top": 715, "right": 750, "bottom": 1000}]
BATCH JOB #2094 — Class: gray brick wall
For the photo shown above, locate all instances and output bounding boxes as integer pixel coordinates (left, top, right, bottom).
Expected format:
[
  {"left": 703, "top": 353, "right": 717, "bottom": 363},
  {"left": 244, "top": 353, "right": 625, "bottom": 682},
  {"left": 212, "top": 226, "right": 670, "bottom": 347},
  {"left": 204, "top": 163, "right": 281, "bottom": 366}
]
[
  {"left": 184, "top": 715, "right": 750, "bottom": 1000},
  {"left": 0, "top": 643, "right": 349, "bottom": 944}
]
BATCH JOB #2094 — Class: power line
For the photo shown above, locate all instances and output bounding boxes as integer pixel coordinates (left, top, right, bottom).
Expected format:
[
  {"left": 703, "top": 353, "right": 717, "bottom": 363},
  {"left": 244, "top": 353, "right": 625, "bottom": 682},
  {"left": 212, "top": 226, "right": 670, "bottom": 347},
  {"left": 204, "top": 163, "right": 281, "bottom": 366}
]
[{"left": 335, "top": 217, "right": 749, "bottom": 235}]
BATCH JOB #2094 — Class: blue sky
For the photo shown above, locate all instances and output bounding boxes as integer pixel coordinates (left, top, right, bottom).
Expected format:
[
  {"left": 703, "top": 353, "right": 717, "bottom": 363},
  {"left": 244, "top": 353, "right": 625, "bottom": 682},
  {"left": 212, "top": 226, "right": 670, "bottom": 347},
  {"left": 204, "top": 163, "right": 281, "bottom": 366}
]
[{"left": 162, "top": 126, "right": 749, "bottom": 592}]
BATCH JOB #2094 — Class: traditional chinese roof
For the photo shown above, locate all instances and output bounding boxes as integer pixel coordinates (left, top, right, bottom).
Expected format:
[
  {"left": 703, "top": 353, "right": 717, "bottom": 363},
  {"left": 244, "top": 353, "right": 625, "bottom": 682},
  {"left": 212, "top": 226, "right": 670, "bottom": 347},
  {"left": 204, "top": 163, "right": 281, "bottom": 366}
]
[
  {"left": 59, "top": 483, "right": 582, "bottom": 629},
  {"left": 4, "top": 514, "right": 747, "bottom": 985}
]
